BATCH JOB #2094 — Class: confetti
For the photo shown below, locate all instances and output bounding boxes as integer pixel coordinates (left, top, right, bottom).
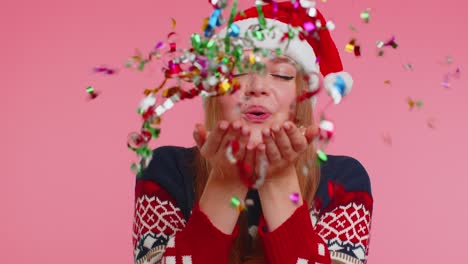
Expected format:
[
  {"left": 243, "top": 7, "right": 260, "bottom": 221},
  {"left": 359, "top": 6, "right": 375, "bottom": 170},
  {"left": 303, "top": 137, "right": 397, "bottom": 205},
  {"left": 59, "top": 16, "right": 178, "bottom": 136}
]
[
  {"left": 245, "top": 198, "right": 255, "bottom": 207},
  {"left": 442, "top": 67, "right": 461, "bottom": 88},
  {"left": 403, "top": 63, "right": 414, "bottom": 71},
  {"left": 90, "top": 0, "right": 350, "bottom": 177},
  {"left": 289, "top": 192, "right": 300, "bottom": 205},
  {"left": 86, "top": 86, "right": 99, "bottom": 99},
  {"left": 407, "top": 98, "right": 423, "bottom": 110},
  {"left": 317, "top": 149, "right": 328, "bottom": 163},
  {"left": 327, "top": 181, "right": 334, "bottom": 198},
  {"left": 318, "top": 119, "right": 334, "bottom": 141},
  {"left": 93, "top": 66, "right": 116, "bottom": 75},
  {"left": 230, "top": 196, "right": 244, "bottom": 211},
  {"left": 360, "top": 8, "right": 371, "bottom": 23},
  {"left": 376, "top": 36, "right": 398, "bottom": 56},
  {"left": 345, "top": 38, "right": 361, "bottom": 57},
  {"left": 384, "top": 80, "right": 391, "bottom": 85}
]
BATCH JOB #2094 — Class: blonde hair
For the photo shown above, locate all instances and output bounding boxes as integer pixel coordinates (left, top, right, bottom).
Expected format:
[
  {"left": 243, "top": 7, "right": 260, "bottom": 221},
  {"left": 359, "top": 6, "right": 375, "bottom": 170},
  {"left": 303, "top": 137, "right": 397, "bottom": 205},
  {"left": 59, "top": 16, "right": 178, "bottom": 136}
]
[{"left": 193, "top": 68, "right": 320, "bottom": 264}]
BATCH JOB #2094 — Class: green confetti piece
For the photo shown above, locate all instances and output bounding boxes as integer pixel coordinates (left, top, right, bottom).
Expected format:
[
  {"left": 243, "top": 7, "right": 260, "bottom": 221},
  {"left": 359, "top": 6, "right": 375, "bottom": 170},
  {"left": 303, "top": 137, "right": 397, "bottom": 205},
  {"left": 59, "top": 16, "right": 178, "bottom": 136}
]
[
  {"left": 191, "top": 33, "right": 202, "bottom": 50},
  {"left": 317, "top": 149, "right": 328, "bottom": 162},
  {"left": 138, "top": 61, "right": 146, "bottom": 71},
  {"left": 256, "top": 4, "right": 266, "bottom": 30},
  {"left": 288, "top": 29, "right": 295, "bottom": 39},
  {"left": 136, "top": 146, "right": 152, "bottom": 157},
  {"left": 253, "top": 30, "right": 264, "bottom": 41},
  {"left": 275, "top": 48, "right": 282, "bottom": 55},
  {"left": 86, "top": 86, "right": 94, "bottom": 94},
  {"left": 143, "top": 123, "right": 161, "bottom": 138},
  {"left": 230, "top": 196, "right": 241, "bottom": 208}
]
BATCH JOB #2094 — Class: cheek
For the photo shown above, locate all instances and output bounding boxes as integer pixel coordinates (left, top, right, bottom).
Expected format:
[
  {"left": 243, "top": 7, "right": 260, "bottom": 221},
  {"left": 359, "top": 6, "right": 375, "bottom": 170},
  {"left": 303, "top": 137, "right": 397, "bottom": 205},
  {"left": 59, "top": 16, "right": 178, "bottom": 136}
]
[
  {"left": 218, "top": 94, "right": 242, "bottom": 121},
  {"left": 275, "top": 84, "right": 297, "bottom": 110}
]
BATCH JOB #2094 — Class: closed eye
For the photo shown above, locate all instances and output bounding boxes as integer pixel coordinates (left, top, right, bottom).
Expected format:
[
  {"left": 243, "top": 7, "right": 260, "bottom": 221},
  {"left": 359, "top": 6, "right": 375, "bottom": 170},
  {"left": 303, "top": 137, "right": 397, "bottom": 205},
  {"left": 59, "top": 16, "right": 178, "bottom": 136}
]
[
  {"left": 271, "top": 74, "right": 294, "bottom": 81},
  {"left": 233, "top": 73, "right": 248, "bottom": 78}
]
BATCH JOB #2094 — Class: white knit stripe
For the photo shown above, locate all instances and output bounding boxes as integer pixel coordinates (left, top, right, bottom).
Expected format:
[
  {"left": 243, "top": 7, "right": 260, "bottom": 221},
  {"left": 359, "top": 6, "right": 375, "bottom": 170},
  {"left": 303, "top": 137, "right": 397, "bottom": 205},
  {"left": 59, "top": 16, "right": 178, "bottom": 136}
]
[
  {"left": 167, "top": 236, "right": 176, "bottom": 248},
  {"left": 164, "top": 256, "right": 176, "bottom": 264},
  {"left": 318, "top": 243, "right": 325, "bottom": 256},
  {"left": 182, "top": 256, "right": 193, "bottom": 264},
  {"left": 330, "top": 251, "right": 363, "bottom": 264},
  {"left": 296, "top": 258, "right": 309, "bottom": 264}
]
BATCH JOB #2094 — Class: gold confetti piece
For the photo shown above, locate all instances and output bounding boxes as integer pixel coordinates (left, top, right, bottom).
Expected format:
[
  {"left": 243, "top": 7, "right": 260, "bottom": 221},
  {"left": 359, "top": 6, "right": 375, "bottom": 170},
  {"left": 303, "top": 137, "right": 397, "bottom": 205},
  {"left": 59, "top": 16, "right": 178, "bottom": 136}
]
[
  {"left": 407, "top": 97, "right": 423, "bottom": 110},
  {"left": 171, "top": 17, "right": 177, "bottom": 29},
  {"left": 345, "top": 42, "right": 355, "bottom": 53},
  {"left": 384, "top": 80, "right": 391, "bottom": 85}
]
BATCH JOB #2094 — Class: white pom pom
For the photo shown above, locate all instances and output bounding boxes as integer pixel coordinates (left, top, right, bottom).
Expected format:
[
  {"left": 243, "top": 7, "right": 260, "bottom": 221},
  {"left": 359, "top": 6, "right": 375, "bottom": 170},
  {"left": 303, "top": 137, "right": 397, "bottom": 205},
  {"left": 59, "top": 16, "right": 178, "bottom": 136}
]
[
  {"left": 139, "top": 94, "right": 157, "bottom": 112},
  {"left": 323, "top": 72, "right": 353, "bottom": 104}
]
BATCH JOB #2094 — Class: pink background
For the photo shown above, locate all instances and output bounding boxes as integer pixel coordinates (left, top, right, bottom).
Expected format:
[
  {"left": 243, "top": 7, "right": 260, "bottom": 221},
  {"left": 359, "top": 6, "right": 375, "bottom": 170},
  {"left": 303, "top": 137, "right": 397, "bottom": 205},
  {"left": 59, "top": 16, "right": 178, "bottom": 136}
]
[{"left": 2, "top": 0, "right": 467, "bottom": 263}]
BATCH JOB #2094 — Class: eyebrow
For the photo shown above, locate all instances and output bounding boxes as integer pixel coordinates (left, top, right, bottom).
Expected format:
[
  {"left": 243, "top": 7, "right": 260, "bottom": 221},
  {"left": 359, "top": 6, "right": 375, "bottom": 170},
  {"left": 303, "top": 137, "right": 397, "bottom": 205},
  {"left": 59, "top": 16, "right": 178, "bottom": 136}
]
[{"left": 269, "top": 56, "right": 297, "bottom": 66}]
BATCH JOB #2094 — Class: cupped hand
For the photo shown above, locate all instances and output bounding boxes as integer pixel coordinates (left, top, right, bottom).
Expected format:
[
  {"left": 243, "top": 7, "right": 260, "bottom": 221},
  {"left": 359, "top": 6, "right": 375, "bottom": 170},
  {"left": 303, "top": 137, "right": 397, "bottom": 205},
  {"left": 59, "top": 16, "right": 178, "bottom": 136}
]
[
  {"left": 193, "top": 120, "right": 257, "bottom": 185},
  {"left": 255, "top": 121, "right": 318, "bottom": 183}
]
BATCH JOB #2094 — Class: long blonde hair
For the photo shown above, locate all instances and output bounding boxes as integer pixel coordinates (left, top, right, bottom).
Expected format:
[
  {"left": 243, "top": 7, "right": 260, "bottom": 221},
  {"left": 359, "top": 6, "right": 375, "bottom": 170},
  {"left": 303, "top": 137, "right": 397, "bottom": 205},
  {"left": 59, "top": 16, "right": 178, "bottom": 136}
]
[{"left": 193, "top": 68, "right": 321, "bottom": 264}]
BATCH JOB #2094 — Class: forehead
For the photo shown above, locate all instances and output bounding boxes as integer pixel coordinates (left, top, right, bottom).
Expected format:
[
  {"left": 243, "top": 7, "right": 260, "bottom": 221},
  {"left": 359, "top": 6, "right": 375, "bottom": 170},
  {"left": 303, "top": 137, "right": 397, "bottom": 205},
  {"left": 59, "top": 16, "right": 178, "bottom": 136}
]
[
  {"left": 267, "top": 55, "right": 297, "bottom": 66},
  {"left": 243, "top": 49, "right": 297, "bottom": 66}
]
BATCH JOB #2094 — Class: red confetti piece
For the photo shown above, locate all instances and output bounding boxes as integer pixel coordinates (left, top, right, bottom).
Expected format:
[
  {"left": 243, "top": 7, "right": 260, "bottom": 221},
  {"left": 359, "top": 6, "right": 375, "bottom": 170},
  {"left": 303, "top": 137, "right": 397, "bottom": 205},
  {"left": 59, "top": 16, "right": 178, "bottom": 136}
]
[{"left": 327, "top": 181, "right": 334, "bottom": 198}]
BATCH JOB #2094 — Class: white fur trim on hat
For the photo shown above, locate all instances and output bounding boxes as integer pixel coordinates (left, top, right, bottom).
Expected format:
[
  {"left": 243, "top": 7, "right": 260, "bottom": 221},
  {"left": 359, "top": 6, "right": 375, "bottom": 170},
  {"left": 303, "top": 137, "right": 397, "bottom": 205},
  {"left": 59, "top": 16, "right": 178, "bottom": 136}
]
[{"left": 218, "top": 17, "right": 320, "bottom": 91}]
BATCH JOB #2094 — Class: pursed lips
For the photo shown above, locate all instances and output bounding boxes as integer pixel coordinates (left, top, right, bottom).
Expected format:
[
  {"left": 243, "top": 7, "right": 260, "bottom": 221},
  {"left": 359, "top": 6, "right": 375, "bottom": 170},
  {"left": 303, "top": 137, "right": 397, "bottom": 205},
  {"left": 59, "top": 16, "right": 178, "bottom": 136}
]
[{"left": 242, "top": 105, "right": 272, "bottom": 123}]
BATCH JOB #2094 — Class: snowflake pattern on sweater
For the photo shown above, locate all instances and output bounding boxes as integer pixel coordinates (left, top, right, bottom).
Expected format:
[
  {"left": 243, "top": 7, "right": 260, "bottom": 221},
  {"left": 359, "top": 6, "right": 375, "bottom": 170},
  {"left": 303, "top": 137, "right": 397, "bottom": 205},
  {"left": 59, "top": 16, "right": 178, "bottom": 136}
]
[{"left": 132, "top": 146, "right": 373, "bottom": 264}]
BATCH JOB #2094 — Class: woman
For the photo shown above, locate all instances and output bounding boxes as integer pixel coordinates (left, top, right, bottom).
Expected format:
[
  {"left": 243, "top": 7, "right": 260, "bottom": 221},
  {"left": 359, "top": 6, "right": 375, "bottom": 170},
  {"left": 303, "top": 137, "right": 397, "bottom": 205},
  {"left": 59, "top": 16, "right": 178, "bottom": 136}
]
[{"left": 133, "top": 2, "right": 372, "bottom": 264}]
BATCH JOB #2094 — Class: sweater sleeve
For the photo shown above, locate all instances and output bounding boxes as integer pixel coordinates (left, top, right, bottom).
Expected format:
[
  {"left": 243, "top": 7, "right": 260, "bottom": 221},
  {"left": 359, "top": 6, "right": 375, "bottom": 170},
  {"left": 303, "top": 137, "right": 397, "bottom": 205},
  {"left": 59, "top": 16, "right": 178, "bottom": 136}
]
[
  {"left": 257, "top": 200, "right": 332, "bottom": 264},
  {"left": 132, "top": 147, "right": 239, "bottom": 264},
  {"left": 256, "top": 157, "right": 373, "bottom": 264},
  {"left": 313, "top": 157, "right": 373, "bottom": 264}
]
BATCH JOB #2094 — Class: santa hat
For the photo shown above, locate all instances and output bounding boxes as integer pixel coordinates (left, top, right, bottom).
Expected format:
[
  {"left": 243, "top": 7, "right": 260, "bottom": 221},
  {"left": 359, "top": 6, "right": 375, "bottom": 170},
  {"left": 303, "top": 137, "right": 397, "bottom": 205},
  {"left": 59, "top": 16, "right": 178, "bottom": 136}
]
[{"left": 217, "top": 1, "right": 353, "bottom": 105}]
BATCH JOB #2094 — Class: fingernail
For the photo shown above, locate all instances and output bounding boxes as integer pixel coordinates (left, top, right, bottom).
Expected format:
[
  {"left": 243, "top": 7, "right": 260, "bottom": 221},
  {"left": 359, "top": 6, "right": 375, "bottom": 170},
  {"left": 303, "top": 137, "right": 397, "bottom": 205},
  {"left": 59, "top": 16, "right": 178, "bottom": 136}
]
[
  {"left": 283, "top": 122, "right": 291, "bottom": 131},
  {"left": 242, "top": 126, "right": 250, "bottom": 136},
  {"left": 247, "top": 143, "right": 254, "bottom": 150},
  {"left": 272, "top": 125, "right": 280, "bottom": 133},
  {"left": 262, "top": 129, "right": 270, "bottom": 137},
  {"left": 233, "top": 121, "right": 241, "bottom": 130}
]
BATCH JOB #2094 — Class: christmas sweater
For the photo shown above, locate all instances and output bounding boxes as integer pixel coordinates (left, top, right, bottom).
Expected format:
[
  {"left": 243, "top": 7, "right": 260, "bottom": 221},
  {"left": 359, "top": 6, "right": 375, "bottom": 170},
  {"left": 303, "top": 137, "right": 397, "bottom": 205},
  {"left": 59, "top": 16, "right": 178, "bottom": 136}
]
[{"left": 132, "top": 146, "right": 373, "bottom": 264}]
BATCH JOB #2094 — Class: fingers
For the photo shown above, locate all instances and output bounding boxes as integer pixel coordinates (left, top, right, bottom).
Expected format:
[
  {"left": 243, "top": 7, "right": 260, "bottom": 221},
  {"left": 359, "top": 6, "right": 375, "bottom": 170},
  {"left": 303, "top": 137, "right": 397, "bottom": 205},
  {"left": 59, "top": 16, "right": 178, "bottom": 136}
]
[
  {"left": 235, "top": 125, "right": 251, "bottom": 161},
  {"left": 244, "top": 142, "right": 255, "bottom": 174},
  {"left": 254, "top": 143, "right": 267, "bottom": 187},
  {"left": 272, "top": 123, "right": 296, "bottom": 162},
  {"left": 262, "top": 127, "right": 282, "bottom": 163},
  {"left": 283, "top": 121, "right": 308, "bottom": 152},
  {"left": 200, "top": 120, "right": 229, "bottom": 157}
]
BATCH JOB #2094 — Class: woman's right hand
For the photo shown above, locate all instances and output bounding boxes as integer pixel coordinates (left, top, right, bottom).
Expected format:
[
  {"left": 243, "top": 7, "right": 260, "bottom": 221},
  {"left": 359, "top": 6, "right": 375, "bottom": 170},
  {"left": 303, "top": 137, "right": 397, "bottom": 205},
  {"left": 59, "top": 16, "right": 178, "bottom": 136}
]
[{"left": 193, "top": 120, "right": 255, "bottom": 184}]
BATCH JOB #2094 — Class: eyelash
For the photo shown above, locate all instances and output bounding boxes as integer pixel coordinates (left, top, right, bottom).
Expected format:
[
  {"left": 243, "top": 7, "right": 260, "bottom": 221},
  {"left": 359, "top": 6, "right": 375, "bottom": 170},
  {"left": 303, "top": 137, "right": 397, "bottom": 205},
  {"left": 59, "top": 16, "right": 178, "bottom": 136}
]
[{"left": 232, "top": 73, "right": 294, "bottom": 81}]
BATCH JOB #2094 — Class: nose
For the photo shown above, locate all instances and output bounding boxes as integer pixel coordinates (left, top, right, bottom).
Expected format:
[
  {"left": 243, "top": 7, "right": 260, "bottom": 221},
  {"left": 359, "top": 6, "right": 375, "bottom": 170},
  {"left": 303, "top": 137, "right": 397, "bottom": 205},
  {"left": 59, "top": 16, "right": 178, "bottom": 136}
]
[{"left": 244, "top": 74, "right": 269, "bottom": 97}]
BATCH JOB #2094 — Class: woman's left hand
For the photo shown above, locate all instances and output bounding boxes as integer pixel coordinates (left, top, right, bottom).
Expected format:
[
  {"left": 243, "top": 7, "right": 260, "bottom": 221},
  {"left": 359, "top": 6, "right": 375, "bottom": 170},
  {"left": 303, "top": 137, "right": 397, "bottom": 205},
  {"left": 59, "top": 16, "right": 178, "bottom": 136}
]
[{"left": 255, "top": 121, "right": 318, "bottom": 183}]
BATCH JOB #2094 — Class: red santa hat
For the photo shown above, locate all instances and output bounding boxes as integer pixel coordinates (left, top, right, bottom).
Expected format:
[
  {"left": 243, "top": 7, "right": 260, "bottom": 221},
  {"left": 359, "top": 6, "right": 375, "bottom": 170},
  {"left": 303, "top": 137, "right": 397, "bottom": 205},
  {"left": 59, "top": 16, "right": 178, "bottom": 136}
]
[{"left": 218, "top": 1, "right": 353, "bottom": 105}]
